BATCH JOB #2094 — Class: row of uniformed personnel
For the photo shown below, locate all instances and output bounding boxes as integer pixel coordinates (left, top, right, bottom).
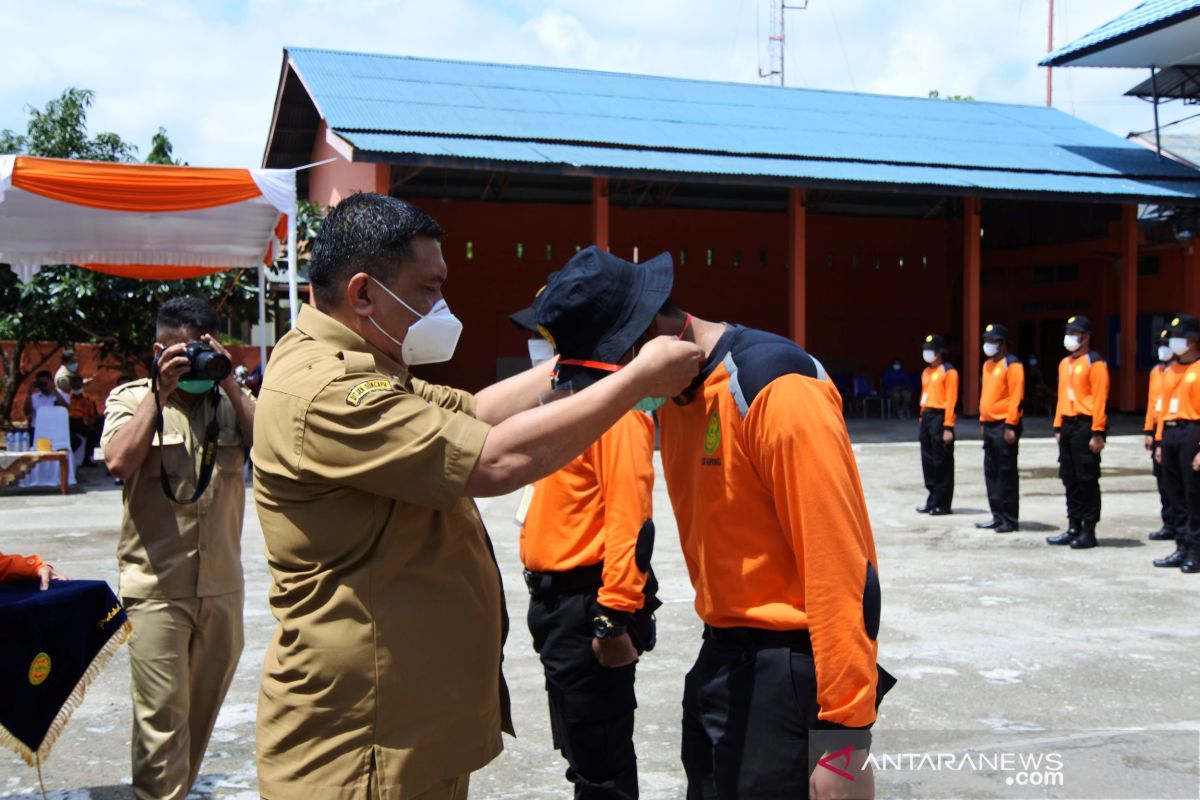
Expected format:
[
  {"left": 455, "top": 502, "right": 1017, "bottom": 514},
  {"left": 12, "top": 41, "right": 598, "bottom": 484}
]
[{"left": 915, "top": 313, "right": 1200, "bottom": 573}]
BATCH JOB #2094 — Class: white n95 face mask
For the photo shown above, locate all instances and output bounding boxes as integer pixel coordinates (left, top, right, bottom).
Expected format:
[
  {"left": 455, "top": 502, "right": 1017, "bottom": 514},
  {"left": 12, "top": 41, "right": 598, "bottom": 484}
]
[
  {"left": 921, "top": 349, "right": 936, "bottom": 364},
  {"left": 1063, "top": 334, "right": 1081, "bottom": 352},
  {"left": 982, "top": 342, "right": 1000, "bottom": 357},
  {"left": 369, "top": 278, "right": 463, "bottom": 365},
  {"left": 1159, "top": 345, "right": 1174, "bottom": 362},
  {"left": 1169, "top": 337, "right": 1191, "bottom": 357}
]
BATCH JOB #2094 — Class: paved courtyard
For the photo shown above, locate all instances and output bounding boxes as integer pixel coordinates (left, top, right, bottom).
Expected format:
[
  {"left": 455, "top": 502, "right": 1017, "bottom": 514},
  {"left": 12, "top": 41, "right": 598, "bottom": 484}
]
[{"left": 2, "top": 419, "right": 1198, "bottom": 799}]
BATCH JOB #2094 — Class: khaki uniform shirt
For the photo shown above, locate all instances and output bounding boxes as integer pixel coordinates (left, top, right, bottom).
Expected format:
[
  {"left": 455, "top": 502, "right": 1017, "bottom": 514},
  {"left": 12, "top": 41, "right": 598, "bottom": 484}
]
[
  {"left": 252, "top": 305, "right": 510, "bottom": 800},
  {"left": 100, "top": 379, "right": 249, "bottom": 599}
]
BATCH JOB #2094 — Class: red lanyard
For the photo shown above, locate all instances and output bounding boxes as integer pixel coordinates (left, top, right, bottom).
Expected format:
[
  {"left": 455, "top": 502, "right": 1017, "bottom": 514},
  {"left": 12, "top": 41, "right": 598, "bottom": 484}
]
[{"left": 556, "top": 314, "right": 693, "bottom": 374}]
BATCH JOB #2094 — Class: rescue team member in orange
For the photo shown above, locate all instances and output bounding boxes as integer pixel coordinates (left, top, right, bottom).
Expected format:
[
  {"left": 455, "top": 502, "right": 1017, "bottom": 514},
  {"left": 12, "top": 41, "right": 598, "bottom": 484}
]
[
  {"left": 512, "top": 252, "right": 664, "bottom": 799},
  {"left": 1146, "top": 328, "right": 1180, "bottom": 544},
  {"left": 0, "top": 552, "right": 66, "bottom": 589},
  {"left": 251, "top": 195, "right": 703, "bottom": 800},
  {"left": 1047, "top": 315, "right": 1109, "bottom": 550},
  {"left": 536, "top": 254, "right": 894, "bottom": 800},
  {"left": 975, "top": 324, "right": 1024, "bottom": 533},
  {"left": 1151, "top": 314, "right": 1200, "bottom": 573},
  {"left": 917, "top": 334, "right": 957, "bottom": 515}
]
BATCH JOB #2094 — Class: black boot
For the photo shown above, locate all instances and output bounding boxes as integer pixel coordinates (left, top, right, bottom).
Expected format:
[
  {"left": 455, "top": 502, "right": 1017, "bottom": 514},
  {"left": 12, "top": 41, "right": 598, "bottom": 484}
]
[
  {"left": 994, "top": 521, "right": 1020, "bottom": 533},
  {"left": 1181, "top": 545, "right": 1200, "bottom": 574},
  {"left": 1046, "top": 525, "right": 1079, "bottom": 545},
  {"left": 1070, "top": 524, "right": 1097, "bottom": 549},
  {"left": 975, "top": 517, "right": 1000, "bottom": 529},
  {"left": 915, "top": 500, "right": 934, "bottom": 513},
  {"left": 1154, "top": 545, "right": 1187, "bottom": 568},
  {"left": 1148, "top": 528, "right": 1176, "bottom": 541}
]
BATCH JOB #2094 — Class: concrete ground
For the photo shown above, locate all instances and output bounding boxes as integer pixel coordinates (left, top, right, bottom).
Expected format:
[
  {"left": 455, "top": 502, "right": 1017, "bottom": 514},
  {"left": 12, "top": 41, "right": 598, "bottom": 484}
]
[{"left": 2, "top": 418, "right": 1198, "bottom": 799}]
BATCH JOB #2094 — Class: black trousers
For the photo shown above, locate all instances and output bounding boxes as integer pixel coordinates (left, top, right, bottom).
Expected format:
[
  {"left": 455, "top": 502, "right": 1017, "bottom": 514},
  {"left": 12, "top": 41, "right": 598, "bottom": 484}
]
[
  {"left": 1153, "top": 441, "right": 1186, "bottom": 535},
  {"left": 1058, "top": 415, "right": 1101, "bottom": 526},
  {"left": 1159, "top": 422, "right": 1200, "bottom": 548},
  {"left": 69, "top": 419, "right": 99, "bottom": 463},
  {"left": 681, "top": 630, "right": 895, "bottom": 800},
  {"left": 919, "top": 409, "right": 954, "bottom": 509},
  {"left": 528, "top": 590, "right": 639, "bottom": 800},
  {"left": 981, "top": 421, "right": 1020, "bottom": 526}
]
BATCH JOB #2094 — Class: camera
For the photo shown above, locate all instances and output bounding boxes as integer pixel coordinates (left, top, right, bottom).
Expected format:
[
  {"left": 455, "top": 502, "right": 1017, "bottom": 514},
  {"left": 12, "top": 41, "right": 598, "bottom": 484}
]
[{"left": 182, "top": 341, "right": 232, "bottom": 381}]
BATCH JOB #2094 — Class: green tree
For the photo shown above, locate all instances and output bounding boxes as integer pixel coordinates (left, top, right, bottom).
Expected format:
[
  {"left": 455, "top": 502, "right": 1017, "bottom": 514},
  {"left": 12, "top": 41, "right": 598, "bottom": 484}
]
[
  {"left": 145, "top": 127, "right": 180, "bottom": 165},
  {"left": 0, "top": 89, "right": 271, "bottom": 424},
  {"left": 928, "top": 89, "right": 975, "bottom": 102}
]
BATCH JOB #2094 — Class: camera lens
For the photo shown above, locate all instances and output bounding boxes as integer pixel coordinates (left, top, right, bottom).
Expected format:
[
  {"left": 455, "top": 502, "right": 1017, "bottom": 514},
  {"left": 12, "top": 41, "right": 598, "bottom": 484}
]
[{"left": 194, "top": 350, "right": 232, "bottom": 380}]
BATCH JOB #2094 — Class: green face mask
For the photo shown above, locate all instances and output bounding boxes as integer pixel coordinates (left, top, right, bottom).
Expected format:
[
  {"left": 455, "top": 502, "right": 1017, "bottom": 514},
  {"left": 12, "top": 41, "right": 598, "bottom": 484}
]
[
  {"left": 177, "top": 379, "right": 215, "bottom": 395},
  {"left": 633, "top": 397, "right": 667, "bottom": 413}
]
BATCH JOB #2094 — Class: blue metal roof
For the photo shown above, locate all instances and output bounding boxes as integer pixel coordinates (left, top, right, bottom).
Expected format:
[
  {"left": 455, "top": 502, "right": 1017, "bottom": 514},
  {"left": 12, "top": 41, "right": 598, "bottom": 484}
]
[
  {"left": 1041, "top": 0, "right": 1200, "bottom": 67},
  {"left": 284, "top": 47, "right": 1200, "bottom": 202}
]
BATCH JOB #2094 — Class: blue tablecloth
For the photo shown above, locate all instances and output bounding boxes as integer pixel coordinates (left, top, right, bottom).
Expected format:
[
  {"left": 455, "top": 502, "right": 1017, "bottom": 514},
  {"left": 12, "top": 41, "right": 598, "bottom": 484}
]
[{"left": 0, "top": 579, "right": 129, "bottom": 765}]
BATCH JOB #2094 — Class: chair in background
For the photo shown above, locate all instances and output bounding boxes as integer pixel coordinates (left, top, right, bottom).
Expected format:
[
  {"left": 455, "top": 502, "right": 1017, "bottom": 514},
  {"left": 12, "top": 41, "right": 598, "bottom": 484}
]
[
  {"left": 853, "top": 374, "right": 887, "bottom": 418},
  {"left": 19, "top": 407, "right": 76, "bottom": 490}
]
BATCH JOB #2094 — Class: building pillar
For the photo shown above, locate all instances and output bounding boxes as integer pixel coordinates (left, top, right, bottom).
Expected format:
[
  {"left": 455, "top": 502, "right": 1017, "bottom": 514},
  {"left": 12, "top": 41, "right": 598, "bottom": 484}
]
[
  {"left": 787, "top": 188, "right": 807, "bottom": 347},
  {"left": 963, "top": 197, "right": 981, "bottom": 416},
  {"left": 592, "top": 178, "right": 610, "bottom": 251},
  {"left": 1119, "top": 203, "right": 1138, "bottom": 412}
]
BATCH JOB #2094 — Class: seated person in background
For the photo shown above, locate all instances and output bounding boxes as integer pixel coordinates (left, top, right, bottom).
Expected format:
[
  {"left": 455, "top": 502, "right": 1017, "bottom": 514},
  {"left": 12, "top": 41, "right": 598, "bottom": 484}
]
[
  {"left": 0, "top": 551, "right": 67, "bottom": 590},
  {"left": 67, "top": 374, "right": 102, "bottom": 466},
  {"left": 23, "top": 370, "right": 68, "bottom": 422},
  {"left": 881, "top": 358, "right": 913, "bottom": 418}
]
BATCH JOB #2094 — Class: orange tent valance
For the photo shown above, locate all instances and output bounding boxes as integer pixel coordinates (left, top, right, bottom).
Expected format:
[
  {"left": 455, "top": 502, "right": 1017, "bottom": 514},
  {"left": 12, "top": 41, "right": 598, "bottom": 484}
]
[
  {"left": 11, "top": 157, "right": 263, "bottom": 213},
  {"left": 80, "top": 264, "right": 231, "bottom": 280}
]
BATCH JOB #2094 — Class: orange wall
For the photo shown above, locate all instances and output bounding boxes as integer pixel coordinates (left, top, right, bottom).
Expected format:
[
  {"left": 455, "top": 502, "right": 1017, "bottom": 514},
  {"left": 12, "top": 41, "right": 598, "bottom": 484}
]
[{"left": 308, "top": 123, "right": 389, "bottom": 208}]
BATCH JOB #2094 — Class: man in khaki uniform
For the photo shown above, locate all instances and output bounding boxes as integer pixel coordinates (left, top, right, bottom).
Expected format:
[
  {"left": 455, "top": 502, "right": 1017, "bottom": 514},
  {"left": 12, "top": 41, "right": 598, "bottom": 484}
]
[
  {"left": 252, "top": 193, "right": 702, "bottom": 800},
  {"left": 102, "top": 297, "right": 256, "bottom": 800}
]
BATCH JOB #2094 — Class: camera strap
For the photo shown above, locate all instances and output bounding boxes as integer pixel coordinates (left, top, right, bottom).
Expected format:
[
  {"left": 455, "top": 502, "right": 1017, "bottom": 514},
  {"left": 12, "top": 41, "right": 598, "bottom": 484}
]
[{"left": 151, "top": 364, "right": 221, "bottom": 505}]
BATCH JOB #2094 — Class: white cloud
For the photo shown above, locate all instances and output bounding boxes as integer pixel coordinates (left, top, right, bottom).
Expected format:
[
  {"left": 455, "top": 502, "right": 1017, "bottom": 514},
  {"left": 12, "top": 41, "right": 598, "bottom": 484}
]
[{"left": 0, "top": 0, "right": 1194, "bottom": 169}]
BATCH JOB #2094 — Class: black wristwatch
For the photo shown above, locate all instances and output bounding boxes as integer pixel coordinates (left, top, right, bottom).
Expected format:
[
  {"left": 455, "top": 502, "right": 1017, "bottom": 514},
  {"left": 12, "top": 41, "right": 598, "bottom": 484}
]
[{"left": 593, "top": 614, "right": 627, "bottom": 640}]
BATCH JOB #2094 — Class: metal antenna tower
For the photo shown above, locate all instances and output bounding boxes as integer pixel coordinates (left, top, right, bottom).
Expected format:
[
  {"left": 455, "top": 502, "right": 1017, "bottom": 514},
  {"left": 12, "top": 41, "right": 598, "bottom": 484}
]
[{"left": 758, "top": 0, "right": 809, "bottom": 86}]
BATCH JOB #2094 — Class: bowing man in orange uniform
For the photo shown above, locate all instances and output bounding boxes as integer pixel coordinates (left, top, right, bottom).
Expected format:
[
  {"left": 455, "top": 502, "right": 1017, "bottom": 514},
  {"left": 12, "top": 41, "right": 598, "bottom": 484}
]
[
  {"left": 1046, "top": 315, "right": 1109, "bottom": 550},
  {"left": 0, "top": 552, "right": 66, "bottom": 590},
  {"left": 511, "top": 284, "right": 661, "bottom": 800},
  {"left": 535, "top": 248, "right": 893, "bottom": 800},
  {"left": 917, "top": 334, "right": 958, "bottom": 515},
  {"left": 1152, "top": 314, "right": 1200, "bottom": 573},
  {"left": 975, "top": 324, "right": 1024, "bottom": 533},
  {"left": 1145, "top": 327, "right": 1180, "bottom": 544}
]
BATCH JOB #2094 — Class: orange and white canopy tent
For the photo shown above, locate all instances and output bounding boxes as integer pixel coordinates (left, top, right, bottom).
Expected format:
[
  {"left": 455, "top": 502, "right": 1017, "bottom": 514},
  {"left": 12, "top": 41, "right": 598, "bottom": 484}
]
[{"left": 0, "top": 155, "right": 300, "bottom": 364}]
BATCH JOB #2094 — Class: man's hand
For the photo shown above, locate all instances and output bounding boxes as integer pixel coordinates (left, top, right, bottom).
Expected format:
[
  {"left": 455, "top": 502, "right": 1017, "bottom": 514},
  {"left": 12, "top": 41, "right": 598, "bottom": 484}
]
[
  {"left": 1055, "top": 433, "right": 1061, "bottom": 445},
  {"left": 37, "top": 564, "right": 66, "bottom": 591},
  {"left": 1089, "top": 434, "right": 1105, "bottom": 454},
  {"left": 154, "top": 342, "right": 191, "bottom": 401},
  {"left": 1145, "top": 434, "right": 1155, "bottom": 452},
  {"left": 202, "top": 334, "right": 240, "bottom": 396},
  {"left": 1155, "top": 446, "right": 1163, "bottom": 465},
  {"left": 810, "top": 748, "right": 874, "bottom": 800},
  {"left": 626, "top": 337, "right": 704, "bottom": 399},
  {"left": 942, "top": 429, "right": 954, "bottom": 444},
  {"left": 1191, "top": 450, "right": 1200, "bottom": 473},
  {"left": 592, "top": 633, "right": 639, "bottom": 668},
  {"left": 1003, "top": 428, "right": 1017, "bottom": 445}
]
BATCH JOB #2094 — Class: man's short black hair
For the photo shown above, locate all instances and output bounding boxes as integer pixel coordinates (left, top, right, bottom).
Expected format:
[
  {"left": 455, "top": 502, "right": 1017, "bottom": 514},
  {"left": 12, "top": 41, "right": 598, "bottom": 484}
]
[
  {"left": 35, "top": 370, "right": 52, "bottom": 380},
  {"left": 308, "top": 193, "right": 444, "bottom": 306},
  {"left": 157, "top": 296, "right": 219, "bottom": 338}
]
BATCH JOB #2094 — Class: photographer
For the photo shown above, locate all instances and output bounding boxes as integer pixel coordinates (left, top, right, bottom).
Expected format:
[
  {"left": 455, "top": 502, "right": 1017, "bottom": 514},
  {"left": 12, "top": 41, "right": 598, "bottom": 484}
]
[{"left": 101, "top": 297, "right": 255, "bottom": 800}]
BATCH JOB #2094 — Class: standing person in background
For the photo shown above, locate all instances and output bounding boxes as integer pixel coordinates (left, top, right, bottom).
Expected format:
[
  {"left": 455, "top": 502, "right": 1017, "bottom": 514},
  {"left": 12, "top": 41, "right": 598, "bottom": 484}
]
[
  {"left": 917, "top": 335, "right": 957, "bottom": 516},
  {"left": 513, "top": 286, "right": 660, "bottom": 800},
  {"left": 67, "top": 374, "right": 101, "bottom": 466},
  {"left": 55, "top": 348, "right": 93, "bottom": 395},
  {"left": 1046, "top": 315, "right": 1108, "bottom": 550},
  {"left": 102, "top": 297, "right": 256, "bottom": 800},
  {"left": 1152, "top": 315, "right": 1200, "bottom": 573},
  {"left": 1146, "top": 327, "right": 1180, "bottom": 544},
  {"left": 976, "top": 324, "right": 1024, "bottom": 533}
]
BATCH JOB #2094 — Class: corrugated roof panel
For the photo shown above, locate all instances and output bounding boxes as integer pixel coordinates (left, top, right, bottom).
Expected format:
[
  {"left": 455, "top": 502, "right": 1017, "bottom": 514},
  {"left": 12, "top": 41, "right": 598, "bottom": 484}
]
[
  {"left": 340, "top": 132, "right": 1200, "bottom": 200},
  {"left": 1042, "top": 0, "right": 1200, "bottom": 65},
  {"left": 285, "top": 48, "right": 1200, "bottom": 201}
]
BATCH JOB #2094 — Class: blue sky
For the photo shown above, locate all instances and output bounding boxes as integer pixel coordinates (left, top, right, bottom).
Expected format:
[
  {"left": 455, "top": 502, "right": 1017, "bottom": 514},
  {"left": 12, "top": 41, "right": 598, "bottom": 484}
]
[{"left": 1, "top": 0, "right": 1193, "bottom": 167}]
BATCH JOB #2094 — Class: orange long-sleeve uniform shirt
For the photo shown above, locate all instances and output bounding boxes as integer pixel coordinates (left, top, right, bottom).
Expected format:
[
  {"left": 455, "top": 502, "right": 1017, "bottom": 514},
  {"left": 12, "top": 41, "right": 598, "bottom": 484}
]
[
  {"left": 1154, "top": 358, "right": 1200, "bottom": 439},
  {"left": 920, "top": 362, "right": 958, "bottom": 427},
  {"left": 0, "top": 552, "right": 47, "bottom": 581},
  {"left": 1053, "top": 351, "right": 1109, "bottom": 434},
  {"left": 520, "top": 409, "right": 655, "bottom": 613},
  {"left": 1145, "top": 362, "right": 1170, "bottom": 438},
  {"left": 659, "top": 325, "right": 881, "bottom": 729},
  {"left": 979, "top": 355, "right": 1024, "bottom": 426}
]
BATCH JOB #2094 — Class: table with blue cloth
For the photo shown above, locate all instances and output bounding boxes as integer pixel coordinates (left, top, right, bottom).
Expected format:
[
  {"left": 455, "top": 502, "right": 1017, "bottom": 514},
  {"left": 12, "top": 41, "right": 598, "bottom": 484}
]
[{"left": 0, "top": 579, "right": 130, "bottom": 767}]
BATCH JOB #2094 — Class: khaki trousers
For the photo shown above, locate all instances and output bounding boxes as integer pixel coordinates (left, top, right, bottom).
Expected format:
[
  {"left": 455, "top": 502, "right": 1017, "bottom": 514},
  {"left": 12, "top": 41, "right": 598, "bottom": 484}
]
[{"left": 125, "top": 592, "right": 244, "bottom": 800}]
